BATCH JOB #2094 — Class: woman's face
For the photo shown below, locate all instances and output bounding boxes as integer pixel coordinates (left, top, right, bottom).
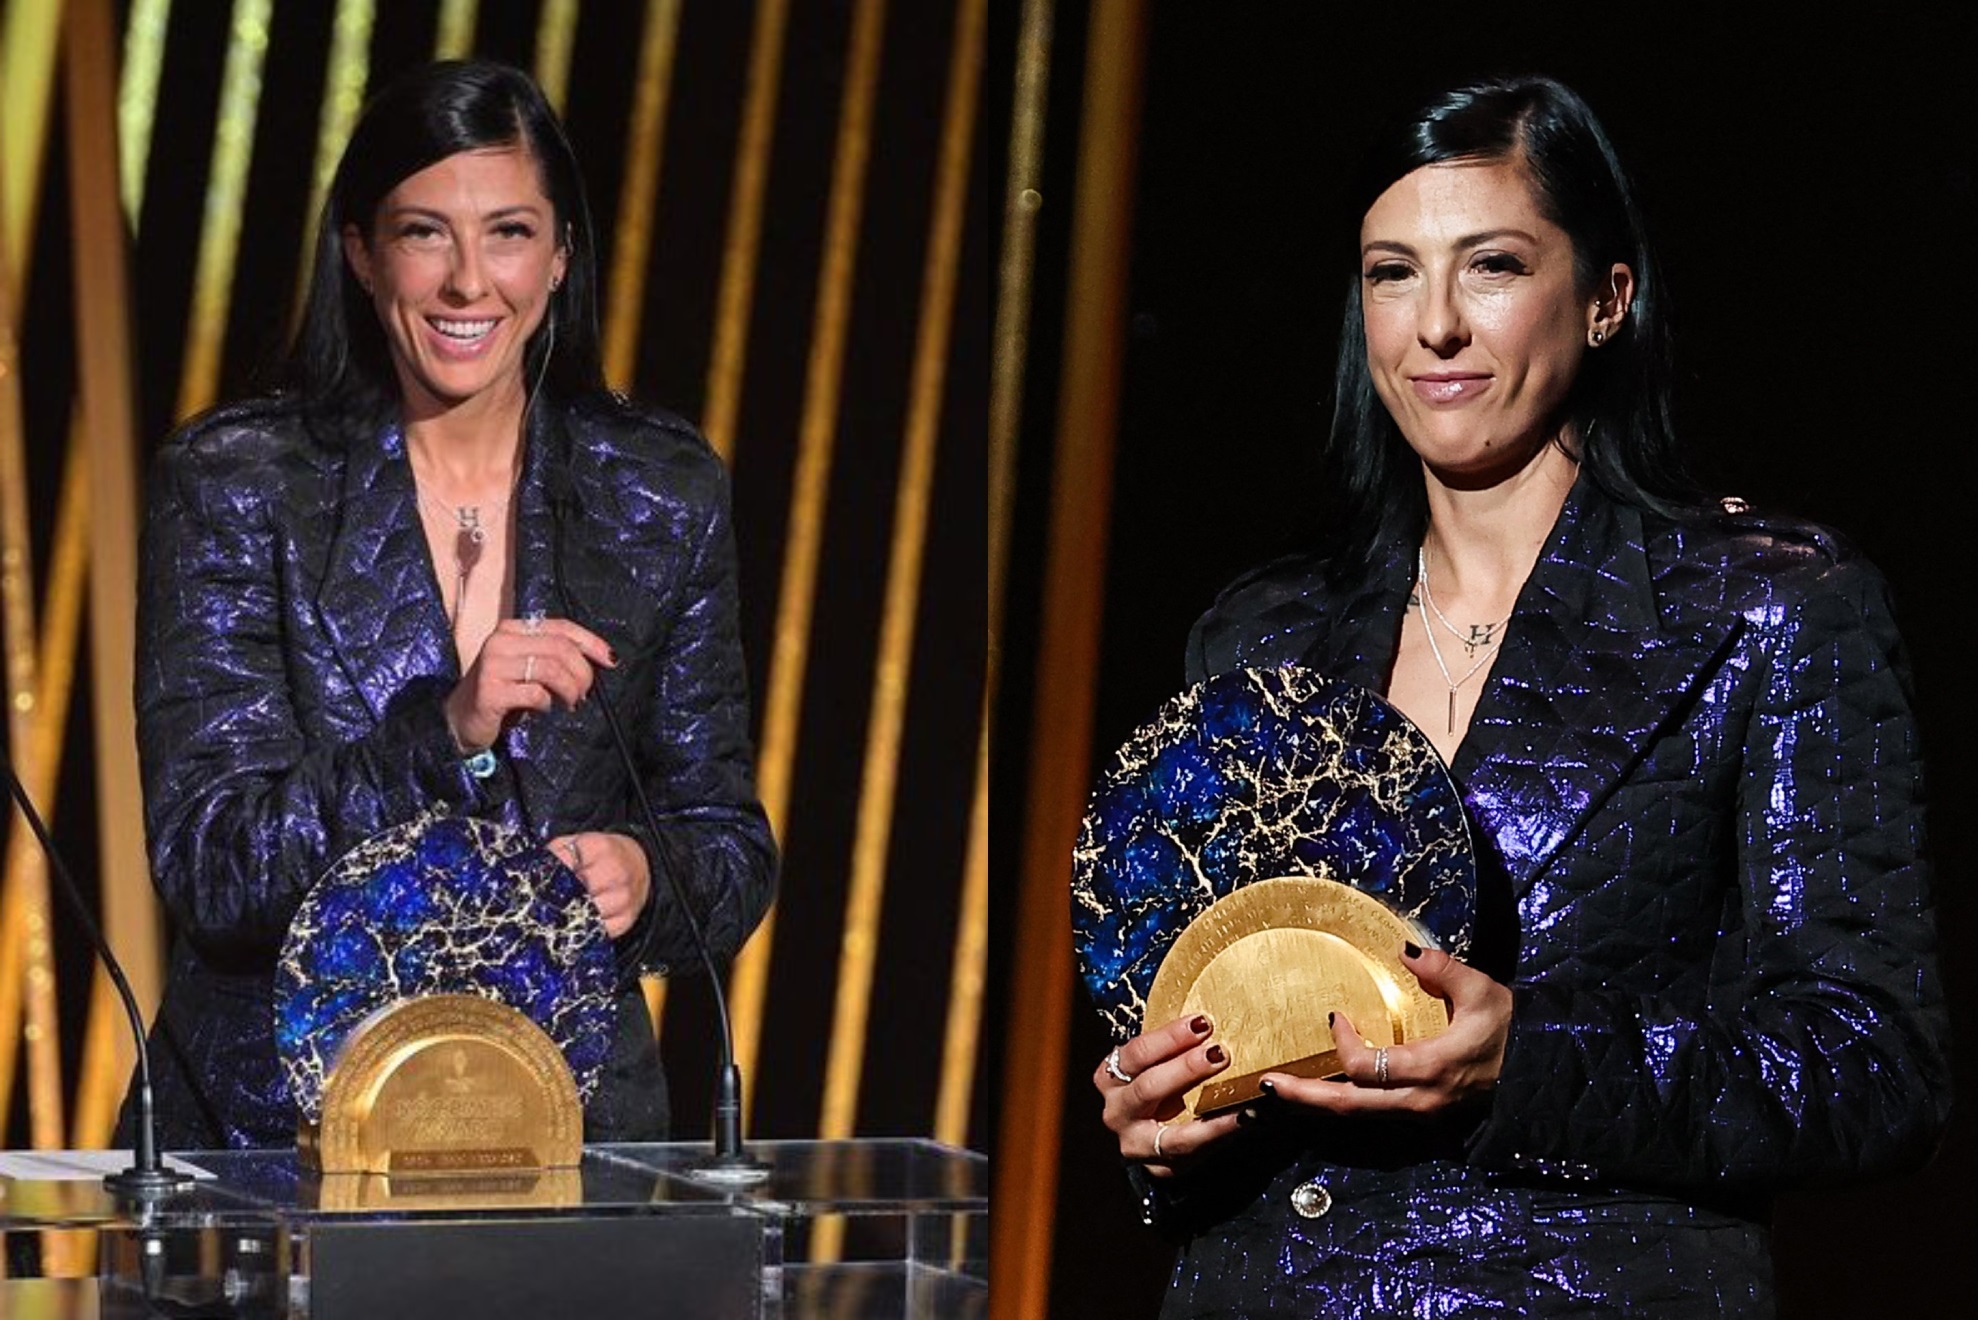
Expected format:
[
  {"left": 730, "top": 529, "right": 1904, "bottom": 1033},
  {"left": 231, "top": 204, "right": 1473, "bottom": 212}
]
[
  {"left": 342, "top": 145, "right": 568, "bottom": 418},
  {"left": 1359, "top": 158, "right": 1623, "bottom": 483}
]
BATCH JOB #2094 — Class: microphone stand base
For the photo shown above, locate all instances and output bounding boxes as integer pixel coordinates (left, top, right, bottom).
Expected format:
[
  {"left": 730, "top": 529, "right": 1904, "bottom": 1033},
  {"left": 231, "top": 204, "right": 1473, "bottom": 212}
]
[
  {"left": 103, "top": 1165, "right": 193, "bottom": 1201},
  {"left": 683, "top": 1154, "right": 772, "bottom": 1188}
]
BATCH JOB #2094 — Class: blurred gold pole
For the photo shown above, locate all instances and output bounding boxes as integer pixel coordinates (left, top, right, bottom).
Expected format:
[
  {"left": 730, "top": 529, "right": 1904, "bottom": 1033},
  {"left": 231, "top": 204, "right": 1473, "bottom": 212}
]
[
  {"left": 434, "top": 0, "right": 477, "bottom": 59},
  {"left": 66, "top": 0, "right": 164, "bottom": 1148},
  {"left": 1, "top": 0, "right": 65, "bottom": 310},
  {"left": 818, "top": 0, "right": 982, "bottom": 1141},
  {"left": 725, "top": 0, "right": 876, "bottom": 1126},
  {"left": 988, "top": 0, "right": 1053, "bottom": 710},
  {"left": 290, "top": 0, "right": 376, "bottom": 326},
  {"left": 698, "top": 0, "right": 790, "bottom": 459},
  {"left": 117, "top": 0, "right": 175, "bottom": 229},
  {"left": 933, "top": 701, "right": 989, "bottom": 1146},
  {"left": 173, "top": 0, "right": 274, "bottom": 420},
  {"left": 601, "top": 0, "right": 684, "bottom": 392},
  {"left": 532, "top": 0, "right": 580, "bottom": 113},
  {"left": 992, "top": 2, "right": 1147, "bottom": 1315}
]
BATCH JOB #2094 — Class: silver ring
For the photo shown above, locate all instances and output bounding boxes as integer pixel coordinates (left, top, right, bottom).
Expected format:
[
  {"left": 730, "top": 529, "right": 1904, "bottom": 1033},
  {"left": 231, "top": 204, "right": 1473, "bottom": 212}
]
[
  {"left": 1104, "top": 1047, "right": 1133, "bottom": 1084},
  {"left": 568, "top": 838, "right": 584, "bottom": 869},
  {"left": 1151, "top": 1122, "right": 1169, "bottom": 1161},
  {"left": 1374, "top": 1047, "right": 1390, "bottom": 1088},
  {"left": 523, "top": 654, "right": 537, "bottom": 684},
  {"left": 524, "top": 610, "right": 545, "bottom": 635}
]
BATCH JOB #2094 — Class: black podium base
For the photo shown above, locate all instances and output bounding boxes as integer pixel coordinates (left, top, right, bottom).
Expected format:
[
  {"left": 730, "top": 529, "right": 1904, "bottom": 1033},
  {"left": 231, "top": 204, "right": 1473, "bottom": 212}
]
[{"left": 308, "top": 1213, "right": 763, "bottom": 1320}]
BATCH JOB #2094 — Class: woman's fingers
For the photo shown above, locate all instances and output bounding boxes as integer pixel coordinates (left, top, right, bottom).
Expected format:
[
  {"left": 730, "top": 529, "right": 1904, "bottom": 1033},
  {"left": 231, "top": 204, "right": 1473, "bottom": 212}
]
[
  {"left": 1139, "top": 1111, "right": 1242, "bottom": 1177},
  {"left": 503, "top": 615, "right": 616, "bottom": 668},
  {"left": 1099, "top": 1012, "right": 1213, "bottom": 1087},
  {"left": 1104, "top": 1040, "right": 1231, "bottom": 1127}
]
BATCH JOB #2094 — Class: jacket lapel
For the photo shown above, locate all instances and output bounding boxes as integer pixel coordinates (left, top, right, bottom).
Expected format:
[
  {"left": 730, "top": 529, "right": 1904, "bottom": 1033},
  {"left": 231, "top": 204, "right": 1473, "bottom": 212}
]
[
  {"left": 314, "top": 421, "right": 456, "bottom": 724},
  {"left": 1451, "top": 479, "right": 1738, "bottom": 894},
  {"left": 1297, "top": 542, "right": 1413, "bottom": 692}
]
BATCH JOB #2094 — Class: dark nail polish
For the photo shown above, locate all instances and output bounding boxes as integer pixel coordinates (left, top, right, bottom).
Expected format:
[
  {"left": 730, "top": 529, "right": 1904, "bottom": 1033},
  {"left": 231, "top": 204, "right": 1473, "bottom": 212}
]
[
  {"left": 1237, "top": 1106, "right": 1257, "bottom": 1126},
  {"left": 1404, "top": 941, "right": 1422, "bottom": 959},
  {"left": 1258, "top": 1077, "right": 1277, "bottom": 1096},
  {"left": 1327, "top": 1011, "right": 1336, "bottom": 1028},
  {"left": 1189, "top": 1014, "right": 1210, "bottom": 1035},
  {"left": 1206, "top": 1045, "right": 1226, "bottom": 1065}
]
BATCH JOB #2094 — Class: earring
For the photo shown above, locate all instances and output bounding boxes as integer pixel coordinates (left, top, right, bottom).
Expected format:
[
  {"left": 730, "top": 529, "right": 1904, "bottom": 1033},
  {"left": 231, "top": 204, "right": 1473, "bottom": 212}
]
[
  {"left": 549, "top": 275, "right": 563, "bottom": 292},
  {"left": 1589, "top": 327, "right": 1605, "bottom": 346}
]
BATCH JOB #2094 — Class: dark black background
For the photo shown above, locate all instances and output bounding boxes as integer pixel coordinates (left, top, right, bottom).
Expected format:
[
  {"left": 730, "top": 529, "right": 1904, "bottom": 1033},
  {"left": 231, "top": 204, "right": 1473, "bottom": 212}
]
[{"left": 995, "top": 5, "right": 1975, "bottom": 1315}]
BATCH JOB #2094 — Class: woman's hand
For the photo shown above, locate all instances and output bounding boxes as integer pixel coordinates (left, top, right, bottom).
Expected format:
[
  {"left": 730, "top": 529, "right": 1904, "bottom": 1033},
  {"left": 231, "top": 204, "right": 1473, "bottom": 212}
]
[
  {"left": 1258, "top": 944, "right": 1511, "bottom": 1116},
  {"left": 549, "top": 831, "right": 651, "bottom": 938},
  {"left": 446, "top": 615, "right": 615, "bottom": 751},
  {"left": 1094, "top": 1014, "right": 1244, "bottom": 1179}
]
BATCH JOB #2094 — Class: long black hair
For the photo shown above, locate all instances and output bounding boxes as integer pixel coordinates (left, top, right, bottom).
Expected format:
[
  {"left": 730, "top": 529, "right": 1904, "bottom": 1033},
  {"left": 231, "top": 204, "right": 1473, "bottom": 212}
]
[
  {"left": 1325, "top": 76, "right": 1693, "bottom": 575},
  {"left": 285, "top": 60, "right": 606, "bottom": 421}
]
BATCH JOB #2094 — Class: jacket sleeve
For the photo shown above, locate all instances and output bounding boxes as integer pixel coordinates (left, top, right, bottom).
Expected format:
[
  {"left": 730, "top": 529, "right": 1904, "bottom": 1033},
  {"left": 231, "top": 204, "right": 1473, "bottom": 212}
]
[
  {"left": 1467, "top": 556, "right": 1952, "bottom": 1193},
  {"left": 609, "top": 457, "right": 777, "bottom": 976},
  {"left": 137, "top": 432, "right": 494, "bottom": 960}
]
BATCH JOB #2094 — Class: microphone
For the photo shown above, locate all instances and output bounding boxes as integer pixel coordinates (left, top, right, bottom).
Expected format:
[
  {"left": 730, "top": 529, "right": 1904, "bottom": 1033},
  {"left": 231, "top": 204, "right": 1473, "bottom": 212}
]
[
  {"left": 542, "top": 444, "right": 767, "bottom": 1185},
  {"left": 0, "top": 748, "right": 190, "bottom": 1201}
]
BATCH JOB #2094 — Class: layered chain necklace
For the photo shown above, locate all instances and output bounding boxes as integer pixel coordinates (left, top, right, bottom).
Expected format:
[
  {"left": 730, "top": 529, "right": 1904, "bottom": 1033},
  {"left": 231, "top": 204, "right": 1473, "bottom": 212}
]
[
  {"left": 414, "top": 478, "right": 514, "bottom": 632},
  {"left": 1415, "top": 546, "right": 1513, "bottom": 735}
]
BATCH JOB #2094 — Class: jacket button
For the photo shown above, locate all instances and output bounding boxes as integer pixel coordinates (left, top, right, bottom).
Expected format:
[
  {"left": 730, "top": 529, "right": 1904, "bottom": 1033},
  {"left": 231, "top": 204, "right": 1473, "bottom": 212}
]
[{"left": 1290, "top": 1180, "right": 1331, "bottom": 1219}]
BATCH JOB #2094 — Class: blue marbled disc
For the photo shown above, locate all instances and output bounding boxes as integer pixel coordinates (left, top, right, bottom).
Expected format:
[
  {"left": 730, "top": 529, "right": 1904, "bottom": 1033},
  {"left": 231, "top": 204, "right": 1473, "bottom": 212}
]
[
  {"left": 274, "top": 811, "right": 616, "bottom": 1121},
  {"left": 1073, "top": 666, "right": 1475, "bottom": 1039}
]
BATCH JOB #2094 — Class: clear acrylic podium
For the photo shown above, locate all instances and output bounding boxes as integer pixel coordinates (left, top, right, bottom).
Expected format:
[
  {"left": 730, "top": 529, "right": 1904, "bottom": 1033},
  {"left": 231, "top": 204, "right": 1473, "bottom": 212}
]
[{"left": 0, "top": 1139, "right": 986, "bottom": 1318}]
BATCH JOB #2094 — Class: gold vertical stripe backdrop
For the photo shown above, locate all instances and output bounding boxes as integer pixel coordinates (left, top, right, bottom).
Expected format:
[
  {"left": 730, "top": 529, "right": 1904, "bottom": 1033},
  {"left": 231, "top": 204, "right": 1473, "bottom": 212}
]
[
  {"left": 173, "top": 0, "right": 273, "bottom": 421},
  {"left": 532, "top": 0, "right": 580, "bottom": 114},
  {"left": 433, "top": 0, "right": 477, "bottom": 60},
  {"left": 601, "top": 0, "right": 684, "bottom": 392},
  {"left": 292, "top": 0, "right": 376, "bottom": 321},
  {"left": 697, "top": 0, "right": 790, "bottom": 462},
  {"left": 66, "top": 0, "right": 158, "bottom": 1149},
  {"left": 117, "top": 0, "right": 173, "bottom": 228},
  {"left": 0, "top": 0, "right": 64, "bottom": 301},
  {"left": 727, "top": 0, "right": 884, "bottom": 1126},
  {"left": 994, "top": 2, "right": 1149, "bottom": 1314}
]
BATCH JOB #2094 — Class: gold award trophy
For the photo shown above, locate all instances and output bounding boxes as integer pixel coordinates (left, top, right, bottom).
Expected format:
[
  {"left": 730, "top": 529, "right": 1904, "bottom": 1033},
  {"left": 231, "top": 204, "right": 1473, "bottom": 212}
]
[
  {"left": 301, "top": 994, "right": 582, "bottom": 1176},
  {"left": 1143, "top": 876, "right": 1449, "bottom": 1117},
  {"left": 275, "top": 813, "right": 616, "bottom": 1202},
  {"left": 1073, "top": 668, "right": 1478, "bottom": 1116}
]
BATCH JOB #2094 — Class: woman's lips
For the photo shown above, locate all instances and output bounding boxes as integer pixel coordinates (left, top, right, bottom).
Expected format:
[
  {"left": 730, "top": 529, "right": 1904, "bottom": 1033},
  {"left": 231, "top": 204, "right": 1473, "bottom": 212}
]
[{"left": 1410, "top": 374, "right": 1491, "bottom": 405}]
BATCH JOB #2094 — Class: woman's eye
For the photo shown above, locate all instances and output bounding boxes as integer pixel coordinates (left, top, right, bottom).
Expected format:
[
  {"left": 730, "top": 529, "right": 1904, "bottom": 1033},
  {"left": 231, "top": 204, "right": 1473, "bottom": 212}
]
[
  {"left": 396, "top": 221, "right": 445, "bottom": 244},
  {"left": 1470, "top": 253, "right": 1527, "bottom": 276},
  {"left": 1365, "top": 262, "right": 1412, "bottom": 283},
  {"left": 494, "top": 221, "right": 536, "bottom": 240}
]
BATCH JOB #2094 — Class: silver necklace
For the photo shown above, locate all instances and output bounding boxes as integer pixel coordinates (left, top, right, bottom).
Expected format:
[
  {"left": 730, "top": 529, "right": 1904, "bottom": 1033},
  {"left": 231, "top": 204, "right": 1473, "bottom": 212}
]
[
  {"left": 414, "top": 484, "right": 512, "bottom": 629},
  {"left": 1415, "top": 547, "right": 1505, "bottom": 735},
  {"left": 1417, "top": 548, "right": 1513, "bottom": 657}
]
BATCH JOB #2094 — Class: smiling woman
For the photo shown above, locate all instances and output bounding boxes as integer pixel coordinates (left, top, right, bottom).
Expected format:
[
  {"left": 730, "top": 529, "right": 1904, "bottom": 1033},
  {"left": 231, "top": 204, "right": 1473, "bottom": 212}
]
[
  {"left": 116, "top": 61, "right": 777, "bottom": 1152},
  {"left": 1089, "top": 76, "right": 1951, "bottom": 1319}
]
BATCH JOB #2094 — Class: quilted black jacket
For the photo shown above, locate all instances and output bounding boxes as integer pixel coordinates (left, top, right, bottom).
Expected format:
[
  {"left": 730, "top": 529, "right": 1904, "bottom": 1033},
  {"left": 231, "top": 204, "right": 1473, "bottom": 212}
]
[
  {"left": 1149, "top": 476, "right": 1950, "bottom": 1317},
  {"left": 118, "top": 393, "right": 776, "bottom": 1149}
]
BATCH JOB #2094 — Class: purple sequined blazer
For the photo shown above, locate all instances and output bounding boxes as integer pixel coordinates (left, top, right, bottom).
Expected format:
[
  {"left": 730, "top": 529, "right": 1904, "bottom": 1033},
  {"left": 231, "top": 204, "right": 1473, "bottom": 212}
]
[
  {"left": 119, "top": 394, "right": 776, "bottom": 1149},
  {"left": 1150, "top": 476, "right": 1950, "bottom": 1317}
]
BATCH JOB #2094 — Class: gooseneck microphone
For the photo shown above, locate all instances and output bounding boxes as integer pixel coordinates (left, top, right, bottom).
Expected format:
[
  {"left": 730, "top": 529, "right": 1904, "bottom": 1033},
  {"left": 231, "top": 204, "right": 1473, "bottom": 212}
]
[
  {"left": 0, "top": 749, "right": 190, "bottom": 1200},
  {"left": 542, "top": 438, "right": 767, "bottom": 1186}
]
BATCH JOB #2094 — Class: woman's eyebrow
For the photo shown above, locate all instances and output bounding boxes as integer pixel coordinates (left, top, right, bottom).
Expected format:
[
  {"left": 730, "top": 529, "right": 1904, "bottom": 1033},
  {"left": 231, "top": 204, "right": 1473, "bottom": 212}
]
[{"left": 1360, "top": 228, "right": 1541, "bottom": 258}]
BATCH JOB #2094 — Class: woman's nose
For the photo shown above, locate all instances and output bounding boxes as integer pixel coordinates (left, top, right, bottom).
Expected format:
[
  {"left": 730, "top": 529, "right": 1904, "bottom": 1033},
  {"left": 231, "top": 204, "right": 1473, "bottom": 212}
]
[
  {"left": 444, "top": 243, "right": 487, "bottom": 301},
  {"left": 1417, "top": 282, "right": 1467, "bottom": 355}
]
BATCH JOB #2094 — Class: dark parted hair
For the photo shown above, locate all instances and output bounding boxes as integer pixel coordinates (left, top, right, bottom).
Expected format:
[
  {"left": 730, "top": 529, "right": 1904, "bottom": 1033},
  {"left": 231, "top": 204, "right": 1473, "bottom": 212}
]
[
  {"left": 284, "top": 60, "right": 606, "bottom": 419},
  {"left": 1324, "top": 76, "right": 1693, "bottom": 575}
]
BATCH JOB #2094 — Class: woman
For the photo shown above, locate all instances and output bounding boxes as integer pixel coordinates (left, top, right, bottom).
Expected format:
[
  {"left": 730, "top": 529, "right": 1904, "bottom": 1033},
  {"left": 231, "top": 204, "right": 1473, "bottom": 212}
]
[
  {"left": 1093, "top": 77, "right": 1949, "bottom": 1315},
  {"left": 118, "top": 61, "right": 776, "bottom": 1149}
]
